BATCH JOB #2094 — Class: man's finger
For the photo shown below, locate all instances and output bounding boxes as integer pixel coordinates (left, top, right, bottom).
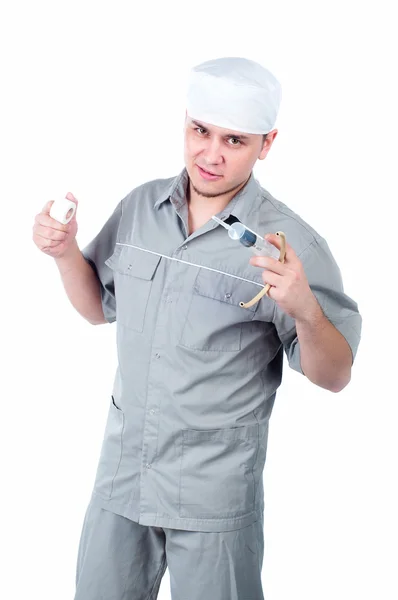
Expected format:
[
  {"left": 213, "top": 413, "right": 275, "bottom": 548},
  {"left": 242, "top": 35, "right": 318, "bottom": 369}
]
[
  {"left": 264, "top": 233, "right": 296, "bottom": 262},
  {"left": 249, "top": 255, "right": 285, "bottom": 274},
  {"left": 35, "top": 212, "right": 70, "bottom": 231}
]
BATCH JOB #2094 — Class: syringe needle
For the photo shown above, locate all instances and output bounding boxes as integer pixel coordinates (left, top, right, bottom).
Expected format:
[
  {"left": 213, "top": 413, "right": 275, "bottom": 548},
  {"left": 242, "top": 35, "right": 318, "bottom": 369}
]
[{"left": 211, "top": 216, "right": 231, "bottom": 230}]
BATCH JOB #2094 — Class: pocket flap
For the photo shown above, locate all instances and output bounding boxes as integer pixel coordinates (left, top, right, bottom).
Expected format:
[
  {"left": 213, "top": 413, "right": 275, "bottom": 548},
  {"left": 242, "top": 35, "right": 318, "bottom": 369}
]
[
  {"left": 106, "top": 245, "right": 161, "bottom": 281},
  {"left": 194, "top": 268, "right": 262, "bottom": 314}
]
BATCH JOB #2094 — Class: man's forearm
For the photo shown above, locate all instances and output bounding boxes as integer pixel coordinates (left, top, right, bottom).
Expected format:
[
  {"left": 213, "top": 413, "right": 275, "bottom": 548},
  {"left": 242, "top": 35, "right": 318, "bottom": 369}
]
[
  {"left": 295, "top": 295, "right": 352, "bottom": 392},
  {"left": 54, "top": 240, "right": 107, "bottom": 325}
]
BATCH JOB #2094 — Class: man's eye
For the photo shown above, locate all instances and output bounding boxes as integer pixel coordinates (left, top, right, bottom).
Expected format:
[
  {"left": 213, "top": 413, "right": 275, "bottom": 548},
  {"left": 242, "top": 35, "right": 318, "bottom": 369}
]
[
  {"left": 195, "top": 127, "right": 206, "bottom": 135},
  {"left": 229, "top": 137, "right": 241, "bottom": 146}
]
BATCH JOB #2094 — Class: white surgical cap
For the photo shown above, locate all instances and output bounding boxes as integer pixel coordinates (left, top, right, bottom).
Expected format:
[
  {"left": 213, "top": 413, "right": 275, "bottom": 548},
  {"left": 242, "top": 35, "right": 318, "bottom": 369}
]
[{"left": 186, "top": 57, "right": 282, "bottom": 135}]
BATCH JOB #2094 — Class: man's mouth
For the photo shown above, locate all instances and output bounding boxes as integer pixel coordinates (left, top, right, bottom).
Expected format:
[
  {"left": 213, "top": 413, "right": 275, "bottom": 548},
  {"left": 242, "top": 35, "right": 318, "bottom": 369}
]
[{"left": 197, "top": 165, "right": 223, "bottom": 180}]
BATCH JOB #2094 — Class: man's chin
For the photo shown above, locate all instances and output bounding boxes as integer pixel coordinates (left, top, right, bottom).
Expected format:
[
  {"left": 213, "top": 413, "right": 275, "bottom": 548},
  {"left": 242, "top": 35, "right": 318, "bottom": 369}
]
[
  {"left": 190, "top": 172, "right": 248, "bottom": 200},
  {"left": 190, "top": 180, "right": 225, "bottom": 199}
]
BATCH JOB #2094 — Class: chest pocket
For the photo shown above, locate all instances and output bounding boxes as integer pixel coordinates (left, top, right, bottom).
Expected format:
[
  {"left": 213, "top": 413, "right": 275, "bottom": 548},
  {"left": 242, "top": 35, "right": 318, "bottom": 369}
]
[
  {"left": 179, "top": 267, "right": 261, "bottom": 352},
  {"left": 105, "top": 245, "right": 161, "bottom": 332}
]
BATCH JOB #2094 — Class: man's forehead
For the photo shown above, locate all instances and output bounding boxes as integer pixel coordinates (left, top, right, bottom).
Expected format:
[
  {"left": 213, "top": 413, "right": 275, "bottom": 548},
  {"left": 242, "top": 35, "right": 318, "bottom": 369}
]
[{"left": 187, "top": 117, "right": 254, "bottom": 140}]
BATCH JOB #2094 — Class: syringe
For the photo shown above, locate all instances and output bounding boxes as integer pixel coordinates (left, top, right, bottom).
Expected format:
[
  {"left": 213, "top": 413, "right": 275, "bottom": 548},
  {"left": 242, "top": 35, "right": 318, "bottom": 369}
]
[{"left": 212, "top": 216, "right": 280, "bottom": 260}]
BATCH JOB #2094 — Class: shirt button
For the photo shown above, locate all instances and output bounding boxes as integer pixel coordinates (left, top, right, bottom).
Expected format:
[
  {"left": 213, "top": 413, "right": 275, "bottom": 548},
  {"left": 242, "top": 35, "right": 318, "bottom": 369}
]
[
  {"left": 155, "top": 353, "right": 161, "bottom": 359},
  {"left": 225, "top": 292, "right": 232, "bottom": 299},
  {"left": 149, "top": 408, "right": 156, "bottom": 415},
  {"left": 145, "top": 463, "right": 152, "bottom": 469},
  {"left": 183, "top": 245, "right": 188, "bottom": 250}
]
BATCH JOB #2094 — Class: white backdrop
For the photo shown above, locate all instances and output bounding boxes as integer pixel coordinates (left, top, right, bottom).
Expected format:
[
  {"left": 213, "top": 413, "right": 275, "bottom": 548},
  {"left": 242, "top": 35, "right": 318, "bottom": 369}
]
[{"left": 1, "top": 1, "right": 396, "bottom": 599}]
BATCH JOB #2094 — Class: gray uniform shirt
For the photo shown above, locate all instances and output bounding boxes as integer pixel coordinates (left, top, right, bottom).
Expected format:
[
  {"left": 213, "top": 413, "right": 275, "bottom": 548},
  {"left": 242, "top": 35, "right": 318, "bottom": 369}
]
[{"left": 81, "top": 167, "right": 362, "bottom": 532}]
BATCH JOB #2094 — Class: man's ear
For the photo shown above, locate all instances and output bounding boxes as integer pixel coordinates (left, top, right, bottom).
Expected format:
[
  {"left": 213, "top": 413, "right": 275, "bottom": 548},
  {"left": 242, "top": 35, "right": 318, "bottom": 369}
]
[
  {"left": 259, "top": 129, "right": 278, "bottom": 160},
  {"left": 259, "top": 138, "right": 269, "bottom": 160}
]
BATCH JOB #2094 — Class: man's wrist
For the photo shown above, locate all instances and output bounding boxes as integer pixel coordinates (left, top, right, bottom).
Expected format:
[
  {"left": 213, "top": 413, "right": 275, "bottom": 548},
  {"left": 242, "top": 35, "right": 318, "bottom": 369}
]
[
  {"left": 295, "top": 293, "right": 324, "bottom": 328},
  {"left": 54, "top": 239, "right": 82, "bottom": 274}
]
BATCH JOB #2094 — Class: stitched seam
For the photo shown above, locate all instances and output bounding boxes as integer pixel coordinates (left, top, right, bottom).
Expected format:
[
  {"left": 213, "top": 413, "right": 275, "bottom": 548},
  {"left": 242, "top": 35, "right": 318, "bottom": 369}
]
[
  {"left": 196, "top": 71, "right": 272, "bottom": 92},
  {"left": 109, "top": 411, "right": 125, "bottom": 498},
  {"left": 261, "top": 193, "right": 320, "bottom": 245},
  {"left": 136, "top": 294, "right": 165, "bottom": 509},
  {"left": 90, "top": 494, "right": 258, "bottom": 523},
  {"left": 297, "top": 238, "right": 318, "bottom": 259},
  {"left": 116, "top": 243, "right": 264, "bottom": 288},
  {"left": 179, "top": 433, "right": 184, "bottom": 517},
  {"left": 252, "top": 411, "right": 260, "bottom": 510},
  {"left": 146, "top": 556, "right": 167, "bottom": 600}
]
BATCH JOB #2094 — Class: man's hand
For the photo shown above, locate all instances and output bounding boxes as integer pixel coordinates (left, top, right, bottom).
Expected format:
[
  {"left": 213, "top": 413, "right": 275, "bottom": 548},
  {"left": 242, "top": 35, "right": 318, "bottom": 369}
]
[
  {"left": 250, "top": 234, "right": 353, "bottom": 392},
  {"left": 33, "top": 192, "right": 79, "bottom": 259},
  {"left": 249, "top": 233, "right": 318, "bottom": 322}
]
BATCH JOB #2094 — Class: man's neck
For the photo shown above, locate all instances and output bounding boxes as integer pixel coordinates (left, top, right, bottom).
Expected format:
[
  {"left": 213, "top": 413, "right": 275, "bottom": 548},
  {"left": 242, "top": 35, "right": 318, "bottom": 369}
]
[
  {"left": 186, "top": 178, "right": 248, "bottom": 235},
  {"left": 186, "top": 185, "right": 227, "bottom": 235}
]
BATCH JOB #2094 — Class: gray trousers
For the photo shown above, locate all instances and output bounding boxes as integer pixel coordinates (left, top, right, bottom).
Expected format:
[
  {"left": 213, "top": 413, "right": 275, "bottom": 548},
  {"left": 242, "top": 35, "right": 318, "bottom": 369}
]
[{"left": 74, "top": 500, "right": 265, "bottom": 600}]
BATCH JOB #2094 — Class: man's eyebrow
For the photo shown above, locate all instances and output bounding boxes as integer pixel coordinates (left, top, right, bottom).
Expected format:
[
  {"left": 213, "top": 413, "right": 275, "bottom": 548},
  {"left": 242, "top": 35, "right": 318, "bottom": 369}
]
[{"left": 191, "top": 120, "right": 250, "bottom": 141}]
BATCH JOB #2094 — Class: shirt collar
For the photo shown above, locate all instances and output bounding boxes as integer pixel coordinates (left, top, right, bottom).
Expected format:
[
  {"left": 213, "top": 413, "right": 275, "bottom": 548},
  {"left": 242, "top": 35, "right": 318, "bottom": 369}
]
[
  {"left": 154, "top": 168, "right": 189, "bottom": 210},
  {"left": 217, "top": 171, "right": 261, "bottom": 223},
  {"left": 154, "top": 166, "right": 262, "bottom": 223}
]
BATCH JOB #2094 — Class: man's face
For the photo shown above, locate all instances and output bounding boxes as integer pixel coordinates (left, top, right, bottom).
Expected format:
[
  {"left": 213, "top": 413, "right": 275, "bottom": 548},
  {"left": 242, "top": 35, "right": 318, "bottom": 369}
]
[{"left": 184, "top": 115, "right": 276, "bottom": 199}]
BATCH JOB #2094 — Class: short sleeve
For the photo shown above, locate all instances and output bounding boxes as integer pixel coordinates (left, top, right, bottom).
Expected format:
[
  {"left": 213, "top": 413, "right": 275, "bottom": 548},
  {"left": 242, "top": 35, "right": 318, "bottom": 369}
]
[
  {"left": 81, "top": 200, "right": 123, "bottom": 323},
  {"left": 272, "top": 236, "right": 362, "bottom": 374}
]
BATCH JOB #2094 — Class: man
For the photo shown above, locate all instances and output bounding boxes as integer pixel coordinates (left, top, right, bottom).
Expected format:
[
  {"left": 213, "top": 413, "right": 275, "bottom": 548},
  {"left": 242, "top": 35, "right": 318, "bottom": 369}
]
[{"left": 33, "top": 57, "right": 362, "bottom": 599}]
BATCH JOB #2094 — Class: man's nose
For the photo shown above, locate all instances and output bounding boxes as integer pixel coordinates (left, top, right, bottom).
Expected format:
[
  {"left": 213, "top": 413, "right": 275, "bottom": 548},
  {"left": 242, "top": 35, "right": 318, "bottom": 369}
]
[{"left": 202, "top": 138, "right": 223, "bottom": 164}]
